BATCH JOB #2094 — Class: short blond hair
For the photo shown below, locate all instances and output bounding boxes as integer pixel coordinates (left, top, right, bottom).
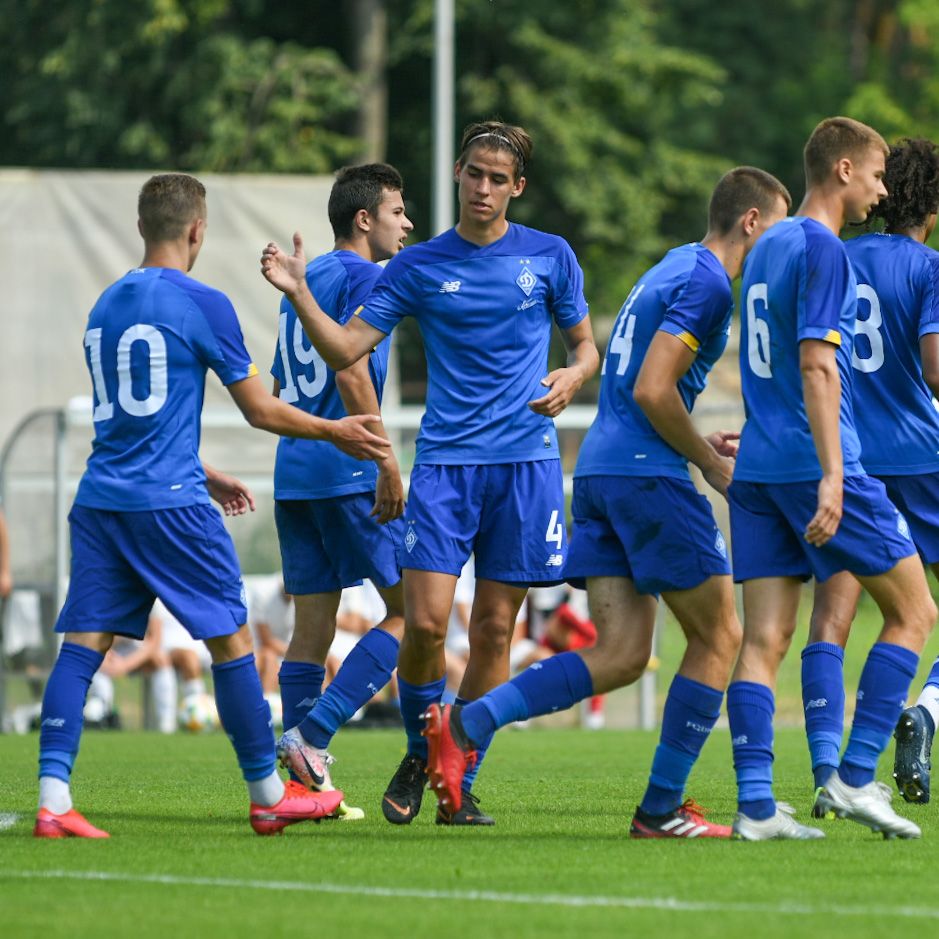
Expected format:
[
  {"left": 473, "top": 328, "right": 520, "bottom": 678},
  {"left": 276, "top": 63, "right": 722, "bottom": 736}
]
[
  {"left": 138, "top": 173, "right": 206, "bottom": 243},
  {"left": 804, "top": 117, "right": 888, "bottom": 187}
]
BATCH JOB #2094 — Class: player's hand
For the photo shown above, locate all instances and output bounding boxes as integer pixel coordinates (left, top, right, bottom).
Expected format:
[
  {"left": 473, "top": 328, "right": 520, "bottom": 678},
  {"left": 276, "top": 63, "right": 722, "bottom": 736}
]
[
  {"left": 260, "top": 233, "right": 308, "bottom": 295},
  {"left": 330, "top": 414, "right": 393, "bottom": 461},
  {"left": 702, "top": 455, "right": 735, "bottom": 498},
  {"left": 206, "top": 471, "right": 256, "bottom": 517},
  {"left": 705, "top": 430, "right": 740, "bottom": 459},
  {"left": 528, "top": 367, "right": 583, "bottom": 417},
  {"left": 371, "top": 459, "right": 405, "bottom": 524},
  {"left": 804, "top": 474, "right": 843, "bottom": 546}
]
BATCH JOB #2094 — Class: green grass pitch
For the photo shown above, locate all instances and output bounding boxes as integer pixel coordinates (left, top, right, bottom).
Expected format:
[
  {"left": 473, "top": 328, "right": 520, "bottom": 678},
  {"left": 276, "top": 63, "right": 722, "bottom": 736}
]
[{"left": 2, "top": 726, "right": 938, "bottom": 939}]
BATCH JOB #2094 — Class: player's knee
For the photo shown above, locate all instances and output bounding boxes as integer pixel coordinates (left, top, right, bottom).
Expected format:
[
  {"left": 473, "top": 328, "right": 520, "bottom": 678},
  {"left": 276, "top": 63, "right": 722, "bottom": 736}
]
[
  {"left": 808, "top": 608, "right": 852, "bottom": 645},
  {"left": 405, "top": 614, "right": 448, "bottom": 651},
  {"left": 597, "top": 643, "right": 649, "bottom": 688},
  {"left": 468, "top": 615, "right": 513, "bottom": 660}
]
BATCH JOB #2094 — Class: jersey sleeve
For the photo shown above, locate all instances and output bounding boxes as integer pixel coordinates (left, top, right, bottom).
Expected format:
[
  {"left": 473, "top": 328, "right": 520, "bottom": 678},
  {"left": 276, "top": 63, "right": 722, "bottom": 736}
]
[
  {"left": 185, "top": 286, "right": 258, "bottom": 385},
  {"left": 342, "top": 263, "right": 383, "bottom": 325},
  {"left": 549, "top": 239, "right": 589, "bottom": 330},
  {"left": 659, "top": 255, "right": 732, "bottom": 353},
  {"left": 918, "top": 253, "right": 939, "bottom": 339},
  {"left": 797, "top": 227, "right": 850, "bottom": 345},
  {"left": 355, "top": 256, "right": 410, "bottom": 335}
]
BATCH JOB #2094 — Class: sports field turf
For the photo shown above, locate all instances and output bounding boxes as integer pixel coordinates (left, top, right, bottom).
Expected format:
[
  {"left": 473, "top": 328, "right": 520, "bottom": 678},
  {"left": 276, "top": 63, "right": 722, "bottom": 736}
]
[{"left": 2, "top": 725, "right": 937, "bottom": 939}]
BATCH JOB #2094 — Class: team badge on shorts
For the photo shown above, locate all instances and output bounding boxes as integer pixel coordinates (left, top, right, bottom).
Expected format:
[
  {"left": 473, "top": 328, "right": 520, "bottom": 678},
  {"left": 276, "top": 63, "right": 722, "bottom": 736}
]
[
  {"left": 714, "top": 530, "right": 727, "bottom": 559},
  {"left": 897, "top": 512, "right": 911, "bottom": 541},
  {"left": 404, "top": 523, "right": 418, "bottom": 554}
]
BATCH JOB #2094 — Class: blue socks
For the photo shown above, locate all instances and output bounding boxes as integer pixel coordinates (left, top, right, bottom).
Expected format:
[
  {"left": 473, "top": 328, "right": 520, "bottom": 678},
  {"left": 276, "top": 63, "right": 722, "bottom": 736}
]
[
  {"left": 840, "top": 642, "right": 918, "bottom": 788},
  {"left": 398, "top": 674, "right": 446, "bottom": 761},
  {"left": 459, "top": 652, "right": 594, "bottom": 746},
  {"left": 727, "top": 681, "right": 776, "bottom": 820},
  {"left": 300, "top": 627, "right": 399, "bottom": 749},
  {"left": 639, "top": 675, "right": 723, "bottom": 816},
  {"left": 456, "top": 696, "right": 488, "bottom": 791},
  {"left": 278, "top": 660, "right": 326, "bottom": 733},
  {"left": 38, "top": 642, "right": 104, "bottom": 782},
  {"left": 801, "top": 641, "right": 845, "bottom": 788},
  {"left": 213, "top": 654, "right": 277, "bottom": 782}
]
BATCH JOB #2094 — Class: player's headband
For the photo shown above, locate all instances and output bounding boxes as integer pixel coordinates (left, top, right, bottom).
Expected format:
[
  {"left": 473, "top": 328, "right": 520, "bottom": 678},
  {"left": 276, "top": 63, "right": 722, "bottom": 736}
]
[{"left": 463, "top": 132, "right": 526, "bottom": 174}]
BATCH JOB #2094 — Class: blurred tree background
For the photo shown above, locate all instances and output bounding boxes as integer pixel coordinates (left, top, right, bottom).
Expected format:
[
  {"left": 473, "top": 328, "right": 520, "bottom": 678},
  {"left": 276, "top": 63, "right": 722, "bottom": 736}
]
[{"left": 3, "top": 0, "right": 938, "bottom": 329}]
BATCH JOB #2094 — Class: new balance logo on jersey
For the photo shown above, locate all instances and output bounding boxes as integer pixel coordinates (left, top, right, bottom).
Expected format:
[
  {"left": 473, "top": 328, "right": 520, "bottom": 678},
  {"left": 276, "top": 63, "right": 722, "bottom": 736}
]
[
  {"left": 516, "top": 266, "right": 537, "bottom": 297},
  {"left": 439, "top": 281, "right": 461, "bottom": 293},
  {"left": 404, "top": 524, "right": 418, "bottom": 553},
  {"left": 545, "top": 554, "right": 564, "bottom": 567},
  {"left": 805, "top": 698, "right": 827, "bottom": 710}
]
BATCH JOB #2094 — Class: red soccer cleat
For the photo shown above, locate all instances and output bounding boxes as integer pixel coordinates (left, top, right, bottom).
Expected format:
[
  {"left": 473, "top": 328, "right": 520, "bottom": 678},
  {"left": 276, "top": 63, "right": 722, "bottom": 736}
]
[
  {"left": 423, "top": 703, "right": 476, "bottom": 817},
  {"left": 629, "top": 799, "right": 732, "bottom": 839},
  {"left": 249, "top": 779, "right": 345, "bottom": 835},
  {"left": 34, "top": 807, "right": 110, "bottom": 839}
]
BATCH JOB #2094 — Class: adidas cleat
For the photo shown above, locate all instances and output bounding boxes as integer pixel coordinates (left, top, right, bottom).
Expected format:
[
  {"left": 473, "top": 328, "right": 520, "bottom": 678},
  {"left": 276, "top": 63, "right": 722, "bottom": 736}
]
[
  {"left": 893, "top": 705, "right": 932, "bottom": 804},
  {"left": 816, "top": 772, "right": 920, "bottom": 839},
  {"left": 382, "top": 753, "right": 428, "bottom": 825},
  {"left": 436, "top": 789, "right": 495, "bottom": 826},
  {"left": 276, "top": 727, "right": 364, "bottom": 820},
  {"left": 732, "top": 803, "right": 825, "bottom": 841},
  {"left": 630, "top": 799, "right": 732, "bottom": 839},
  {"left": 34, "top": 807, "right": 109, "bottom": 839},
  {"left": 249, "top": 780, "right": 344, "bottom": 835},
  {"left": 423, "top": 703, "right": 476, "bottom": 816}
]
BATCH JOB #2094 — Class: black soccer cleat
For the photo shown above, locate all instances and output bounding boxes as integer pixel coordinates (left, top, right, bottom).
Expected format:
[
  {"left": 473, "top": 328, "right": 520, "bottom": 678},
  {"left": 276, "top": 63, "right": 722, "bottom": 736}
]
[
  {"left": 381, "top": 753, "right": 428, "bottom": 825},
  {"left": 435, "top": 789, "right": 495, "bottom": 826},
  {"left": 893, "top": 705, "right": 933, "bottom": 804}
]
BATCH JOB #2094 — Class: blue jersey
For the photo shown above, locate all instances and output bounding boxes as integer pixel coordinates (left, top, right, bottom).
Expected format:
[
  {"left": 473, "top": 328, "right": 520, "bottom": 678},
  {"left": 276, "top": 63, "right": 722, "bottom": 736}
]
[
  {"left": 846, "top": 233, "right": 939, "bottom": 475},
  {"left": 357, "top": 223, "right": 588, "bottom": 465},
  {"left": 575, "top": 243, "right": 733, "bottom": 480},
  {"left": 271, "top": 250, "right": 389, "bottom": 500},
  {"left": 735, "top": 217, "right": 864, "bottom": 482},
  {"left": 76, "top": 267, "right": 256, "bottom": 511}
]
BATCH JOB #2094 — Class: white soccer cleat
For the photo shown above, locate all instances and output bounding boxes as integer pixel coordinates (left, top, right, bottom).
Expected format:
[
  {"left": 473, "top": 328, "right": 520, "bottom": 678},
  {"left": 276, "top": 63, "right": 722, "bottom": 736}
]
[
  {"left": 732, "top": 802, "right": 825, "bottom": 841},
  {"left": 816, "top": 771, "right": 921, "bottom": 840}
]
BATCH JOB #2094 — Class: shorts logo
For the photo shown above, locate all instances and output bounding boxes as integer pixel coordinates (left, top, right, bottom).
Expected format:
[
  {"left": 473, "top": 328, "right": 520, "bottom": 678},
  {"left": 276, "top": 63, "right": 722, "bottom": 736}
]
[
  {"left": 546, "top": 554, "right": 564, "bottom": 568},
  {"left": 439, "top": 280, "right": 461, "bottom": 293},
  {"left": 404, "top": 524, "right": 418, "bottom": 554},
  {"left": 41, "top": 717, "right": 65, "bottom": 728},
  {"left": 543, "top": 434, "right": 552, "bottom": 449},
  {"left": 898, "top": 513, "right": 911, "bottom": 540},
  {"left": 516, "top": 266, "right": 537, "bottom": 297},
  {"left": 239, "top": 582, "right": 247, "bottom": 607},
  {"left": 714, "top": 530, "right": 727, "bottom": 559},
  {"left": 732, "top": 734, "right": 748, "bottom": 746},
  {"left": 805, "top": 698, "right": 827, "bottom": 710}
]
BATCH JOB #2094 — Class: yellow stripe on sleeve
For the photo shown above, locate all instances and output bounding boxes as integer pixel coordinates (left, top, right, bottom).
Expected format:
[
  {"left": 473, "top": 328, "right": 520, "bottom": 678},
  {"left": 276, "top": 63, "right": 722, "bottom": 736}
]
[
  {"left": 823, "top": 329, "right": 841, "bottom": 346},
  {"left": 247, "top": 362, "right": 259, "bottom": 378},
  {"left": 353, "top": 305, "right": 365, "bottom": 317},
  {"left": 674, "top": 330, "right": 701, "bottom": 353}
]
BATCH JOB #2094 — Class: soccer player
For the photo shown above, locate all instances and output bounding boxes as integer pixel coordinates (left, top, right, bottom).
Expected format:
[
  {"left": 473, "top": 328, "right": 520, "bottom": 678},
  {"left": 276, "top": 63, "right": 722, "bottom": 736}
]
[
  {"left": 262, "top": 119, "right": 598, "bottom": 825},
  {"left": 34, "top": 173, "right": 390, "bottom": 838},
  {"left": 728, "top": 118, "right": 936, "bottom": 841},
  {"left": 271, "top": 165, "right": 414, "bottom": 819},
  {"left": 420, "top": 167, "right": 792, "bottom": 835},
  {"left": 798, "top": 138, "right": 939, "bottom": 807}
]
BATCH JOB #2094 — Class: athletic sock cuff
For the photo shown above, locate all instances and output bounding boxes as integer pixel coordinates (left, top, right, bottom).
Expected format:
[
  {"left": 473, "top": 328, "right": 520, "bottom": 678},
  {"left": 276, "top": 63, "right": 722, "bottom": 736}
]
[
  {"left": 212, "top": 653, "right": 255, "bottom": 674},
  {"left": 727, "top": 681, "right": 775, "bottom": 715},
  {"left": 801, "top": 641, "right": 845, "bottom": 662},
  {"left": 868, "top": 642, "right": 918, "bottom": 680},
  {"left": 668, "top": 673, "right": 723, "bottom": 718}
]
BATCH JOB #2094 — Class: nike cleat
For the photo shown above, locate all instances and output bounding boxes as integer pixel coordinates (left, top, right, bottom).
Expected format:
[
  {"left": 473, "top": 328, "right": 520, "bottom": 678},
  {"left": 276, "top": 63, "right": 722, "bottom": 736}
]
[
  {"left": 811, "top": 786, "right": 836, "bottom": 820},
  {"left": 34, "top": 808, "right": 109, "bottom": 839},
  {"left": 630, "top": 799, "right": 732, "bottom": 839},
  {"left": 732, "top": 803, "right": 825, "bottom": 841},
  {"left": 276, "top": 727, "right": 364, "bottom": 821},
  {"left": 817, "top": 771, "right": 920, "bottom": 839},
  {"left": 436, "top": 789, "right": 495, "bottom": 826},
  {"left": 893, "top": 705, "right": 933, "bottom": 804},
  {"left": 381, "top": 753, "right": 428, "bottom": 825},
  {"left": 423, "top": 703, "right": 476, "bottom": 816},
  {"left": 250, "top": 780, "right": 345, "bottom": 835}
]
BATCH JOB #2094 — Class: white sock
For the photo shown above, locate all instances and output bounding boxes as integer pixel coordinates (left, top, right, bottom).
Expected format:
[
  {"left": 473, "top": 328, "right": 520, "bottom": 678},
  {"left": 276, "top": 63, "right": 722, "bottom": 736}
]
[
  {"left": 247, "top": 771, "right": 285, "bottom": 807},
  {"left": 182, "top": 678, "right": 206, "bottom": 698},
  {"left": 152, "top": 666, "right": 178, "bottom": 734},
  {"left": 916, "top": 683, "right": 939, "bottom": 731},
  {"left": 39, "top": 776, "right": 72, "bottom": 815}
]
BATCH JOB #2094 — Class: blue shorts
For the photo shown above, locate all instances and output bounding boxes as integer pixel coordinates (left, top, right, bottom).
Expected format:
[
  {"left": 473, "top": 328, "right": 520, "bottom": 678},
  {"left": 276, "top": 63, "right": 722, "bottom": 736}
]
[
  {"left": 275, "top": 492, "right": 403, "bottom": 595},
  {"left": 729, "top": 475, "right": 916, "bottom": 583},
  {"left": 877, "top": 473, "right": 939, "bottom": 565},
  {"left": 564, "top": 475, "right": 731, "bottom": 595},
  {"left": 56, "top": 504, "right": 247, "bottom": 640},
  {"left": 401, "top": 461, "right": 565, "bottom": 584}
]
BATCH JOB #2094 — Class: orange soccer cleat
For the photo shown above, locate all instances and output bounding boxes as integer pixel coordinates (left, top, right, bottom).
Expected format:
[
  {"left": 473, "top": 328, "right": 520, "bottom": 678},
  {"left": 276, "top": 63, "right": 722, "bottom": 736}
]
[
  {"left": 34, "top": 807, "right": 110, "bottom": 839},
  {"left": 423, "top": 703, "right": 476, "bottom": 817},
  {"left": 249, "top": 779, "right": 345, "bottom": 835}
]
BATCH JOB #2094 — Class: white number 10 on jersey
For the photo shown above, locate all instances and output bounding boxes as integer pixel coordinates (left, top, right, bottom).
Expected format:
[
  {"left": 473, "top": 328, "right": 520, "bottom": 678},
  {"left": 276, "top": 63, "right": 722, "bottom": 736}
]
[{"left": 84, "top": 325, "right": 168, "bottom": 420}]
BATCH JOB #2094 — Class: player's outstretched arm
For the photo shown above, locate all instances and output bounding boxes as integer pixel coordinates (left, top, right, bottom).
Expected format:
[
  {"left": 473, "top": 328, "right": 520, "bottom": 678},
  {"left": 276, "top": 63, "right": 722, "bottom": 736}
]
[
  {"left": 634, "top": 331, "right": 736, "bottom": 497},
  {"left": 528, "top": 316, "right": 600, "bottom": 417},
  {"left": 227, "top": 373, "right": 391, "bottom": 462},
  {"left": 203, "top": 463, "right": 256, "bottom": 517},
  {"left": 260, "top": 233, "right": 387, "bottom": 370},
  {"left": 800, "top": 338, "right": 844, "bottom": 546},
  {"left": 335, "top": 359, "right": 405, "bottom": 524}
]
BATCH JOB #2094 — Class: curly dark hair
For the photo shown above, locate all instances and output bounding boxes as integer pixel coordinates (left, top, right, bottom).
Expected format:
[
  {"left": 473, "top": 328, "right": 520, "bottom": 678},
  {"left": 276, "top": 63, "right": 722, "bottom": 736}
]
[{"left": 870, "top": 138, "right": 939, "bottom": 232}]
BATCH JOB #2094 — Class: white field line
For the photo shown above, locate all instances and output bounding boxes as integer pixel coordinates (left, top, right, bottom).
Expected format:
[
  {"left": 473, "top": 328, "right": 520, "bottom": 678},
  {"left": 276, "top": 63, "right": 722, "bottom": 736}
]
[
  {"left": 0, "top": 813, "right": 19, "bottom": 831},
  {"left": 3, "top": 869, "right": 939, "bottom": 920}
]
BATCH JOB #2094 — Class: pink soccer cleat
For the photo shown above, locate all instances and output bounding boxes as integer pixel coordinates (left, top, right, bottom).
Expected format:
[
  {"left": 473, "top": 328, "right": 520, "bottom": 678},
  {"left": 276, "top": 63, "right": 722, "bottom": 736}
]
[
  {"left": 423, "top": 703, "right": 476, "bottom": 817},
  {"left": 34, "top": 807, "right": 110, "bottom": 839},
  {"left": 249, "top": 779, "right": 345, "bottom": 835}
]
